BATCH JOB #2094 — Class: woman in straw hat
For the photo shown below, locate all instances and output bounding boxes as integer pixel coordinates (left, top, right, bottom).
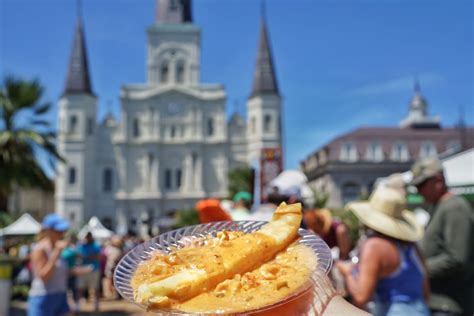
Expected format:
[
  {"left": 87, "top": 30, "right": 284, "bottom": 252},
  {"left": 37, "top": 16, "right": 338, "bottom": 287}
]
[{"left": 336, "top": 186, "right": 429, "bottom": 316}]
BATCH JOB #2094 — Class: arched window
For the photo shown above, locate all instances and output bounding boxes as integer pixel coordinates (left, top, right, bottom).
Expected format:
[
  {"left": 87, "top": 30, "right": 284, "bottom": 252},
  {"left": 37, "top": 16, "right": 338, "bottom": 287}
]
[
  {"left": 68, "top": 167, "right": 76, "bottom": 185},
  {"left": 103, "top": 168, "right": 113, "bottom": 192},
  {"left": 160, "top": 61, "right": 169, "bottom": 83},
  {"left": 176, "top": 60, "right": 185, "bottom": 83},
  {"left": 165, "top": 169, "right": 172, "bottom": 190},
  {"left": 340, "top": 142, "right": 358, "bottom": 162},
  {"left": 68, "top": 115, "right": 78, "bottom": 134},
  {"left": 391, "top": 142, "right": 409, "bottom": 161},
  {"left": 133, "top": 117, "right": 140, "bottom": 138},
  {"left": 86, "top": 117, "right": 93, "bottom": 135},
  {"left": 176, "top": 169, "right": 182, "bottom": 189},
  {"left": 342, "top": 182, "right": 360, "bottom": 204},
  {"left": 170, "top": 125, "right": 176, "bottom": 138},
  {"left": 366, "top": 142, "right": 383, "bottom": 162},
  {"left": 419, "top": 141, "right": 437, "bottom": 159},
  {"left": 207, "top": 118, "right": 214, "bottom": 136},
  {"left": 264, "top": 114, "right": 272, "bottom": 133}
]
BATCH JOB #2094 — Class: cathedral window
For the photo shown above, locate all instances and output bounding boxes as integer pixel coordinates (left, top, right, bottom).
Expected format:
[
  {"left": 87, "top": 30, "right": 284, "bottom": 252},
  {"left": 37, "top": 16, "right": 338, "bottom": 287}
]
[
  {"left": 103, "top": 168, "right": 113, "bottom": 192},
  {"left": 207, "top": 118, "right": 214, "bottom": 136},
  {"left": 68, "top": 115, "right": 78, "bottom": 134},
  {"left": 165, "top": 169, "right": 172, "bottom": 189},
  {"left": 171, "top": 125, "right": 176, "bottom": 138},
  {"left": 68, "top": 167, "right": 76, "bottom": 185},
  {"left": 147, "top": 153, "right": 154, "bottom": 189},
  {"left": 133, "top": 118, "right": 140, "bottom": 138},
  {"left": 160, "top": 62, "right": 169, "bottom": 83},
  {"left": 176, "top": 169, "right": 182, "bottom": 189},
  {"left": 264, "top": 114, "right": 272, "bottom": 133},
  {"left": 86, "top": 117, "right": 93, "bottom": 135},
  {"left": 176, "top": 60, "right": 185, "bottom": 83}
]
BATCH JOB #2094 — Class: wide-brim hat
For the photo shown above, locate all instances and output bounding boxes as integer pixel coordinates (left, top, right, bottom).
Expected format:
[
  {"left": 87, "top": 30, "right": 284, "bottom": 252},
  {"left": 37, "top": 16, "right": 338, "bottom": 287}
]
[{"left": 346, "top": 186, "right": 423, "bottom": 242}]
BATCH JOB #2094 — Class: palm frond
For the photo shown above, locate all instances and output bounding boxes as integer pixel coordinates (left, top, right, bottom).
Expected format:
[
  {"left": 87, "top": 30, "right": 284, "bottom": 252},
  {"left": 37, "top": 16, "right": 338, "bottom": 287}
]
[
  {"left": 0, "top": 77, "right": 61, "bottom": 197},
  {"left": 33, "top": 102, "right": 51, "bottom": 115},
  {"left": 5, "top": 76, "right": 43, "bottom": 110}
]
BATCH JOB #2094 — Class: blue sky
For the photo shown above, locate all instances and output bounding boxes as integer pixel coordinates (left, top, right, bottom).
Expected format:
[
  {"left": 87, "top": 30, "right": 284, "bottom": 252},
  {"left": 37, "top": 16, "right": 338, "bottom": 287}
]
[{"left": 1, "top": 0, "right": 473, "bottom": 170}]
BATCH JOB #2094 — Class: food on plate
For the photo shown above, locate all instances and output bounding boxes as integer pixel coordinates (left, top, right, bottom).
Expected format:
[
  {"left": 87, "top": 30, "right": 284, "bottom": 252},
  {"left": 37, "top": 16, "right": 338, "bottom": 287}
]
[{"left": 131, "top": 202, "right": 316, "bottom": 313}]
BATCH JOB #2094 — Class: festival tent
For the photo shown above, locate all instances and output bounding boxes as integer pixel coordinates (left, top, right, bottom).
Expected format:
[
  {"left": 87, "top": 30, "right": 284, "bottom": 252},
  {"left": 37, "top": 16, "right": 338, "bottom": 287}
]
[
  {"left": 442, "top": 148, "right": 474, "bottom": 200},
  {"left": 0, "top": 213, "right": 41, "bottom": 236},
  {"left": 77, "top": 216, "right": 113, "bottom": 241},
  {"left": 267, "top": 169, "right": 315, "bottom": 206}
]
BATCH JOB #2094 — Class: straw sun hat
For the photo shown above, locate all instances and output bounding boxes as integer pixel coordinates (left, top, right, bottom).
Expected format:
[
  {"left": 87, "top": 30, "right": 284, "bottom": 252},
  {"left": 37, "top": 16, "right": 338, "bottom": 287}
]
[{"left": 346, "top": 186, "right": 423, "bottom": 242}]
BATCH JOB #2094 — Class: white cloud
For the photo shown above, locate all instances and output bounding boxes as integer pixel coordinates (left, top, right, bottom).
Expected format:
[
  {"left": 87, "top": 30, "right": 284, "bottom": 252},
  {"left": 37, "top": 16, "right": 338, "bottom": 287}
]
[{"left": 350, "top": 72, "right": 444, "bottom": 96}]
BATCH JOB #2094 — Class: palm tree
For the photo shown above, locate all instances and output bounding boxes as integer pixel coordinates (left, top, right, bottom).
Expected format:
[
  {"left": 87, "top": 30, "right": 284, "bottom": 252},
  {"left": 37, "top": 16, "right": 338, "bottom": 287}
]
[{"left": 0, "top": 76, "right": 63, "bottom": 212}]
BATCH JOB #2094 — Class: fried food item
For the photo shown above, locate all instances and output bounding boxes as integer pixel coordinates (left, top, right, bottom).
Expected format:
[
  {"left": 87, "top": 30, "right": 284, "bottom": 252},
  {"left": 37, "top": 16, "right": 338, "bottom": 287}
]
[
  {"left": 177, "top": 242, "right": 317, "bottom": 314},
  {"left": 132, "top": 202, "right": 303, "bottom": 311}
]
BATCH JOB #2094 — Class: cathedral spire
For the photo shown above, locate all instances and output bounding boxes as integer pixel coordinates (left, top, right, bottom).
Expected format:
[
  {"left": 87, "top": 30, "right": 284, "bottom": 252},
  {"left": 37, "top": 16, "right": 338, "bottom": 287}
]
[
  {"left": 156, "top": 0, "right": 192, "bottom": 24},
  {"left": 414, "top": 77, "right": 421, "bottom": 94},
  {"left": 63, "top": 0, "right": 93, "bottom": 96},
  {"left": 250, "top": 5, "right": 279, "bottom": 98}
]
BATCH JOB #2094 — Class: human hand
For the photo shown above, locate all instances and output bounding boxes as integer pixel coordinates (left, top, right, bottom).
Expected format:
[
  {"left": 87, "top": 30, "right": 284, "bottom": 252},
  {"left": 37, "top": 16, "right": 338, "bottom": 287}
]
[
  {"left": 335, "top": 260, "right": 353, "bottom": 277},
  {"left": 54, "top": 240, "right": 68, "bottom": 252}
]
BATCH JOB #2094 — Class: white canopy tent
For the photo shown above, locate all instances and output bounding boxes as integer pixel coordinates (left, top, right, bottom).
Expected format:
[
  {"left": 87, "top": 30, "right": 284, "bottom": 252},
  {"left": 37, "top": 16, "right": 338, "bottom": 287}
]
[
  {"left": 78, "top": 216, "right": 114, "bottom": 241},
  {"left": 0, "top": 213, "right": 41, "bottom": 236},
  {"left": 267, "top": 169, "right": 315, "bottom": 206},
  {"left": 442, "top": 148, "right": 474, "bottom": 195}
]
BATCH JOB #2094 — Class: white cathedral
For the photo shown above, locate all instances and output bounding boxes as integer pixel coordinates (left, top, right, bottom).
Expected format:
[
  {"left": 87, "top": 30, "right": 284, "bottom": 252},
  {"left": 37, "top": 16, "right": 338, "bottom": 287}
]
[{"left": 55, "top": 0, "right": 283, "bottom": 232}]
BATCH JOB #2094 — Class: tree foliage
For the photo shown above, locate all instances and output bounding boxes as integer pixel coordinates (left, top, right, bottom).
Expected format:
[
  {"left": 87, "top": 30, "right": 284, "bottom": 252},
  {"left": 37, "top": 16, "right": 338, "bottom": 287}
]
[
  {"left": 0, "top": 76, "right": 63, "bottom": 211},
  {"left": 227, "top": 166, "right": 253, "bottom": 199},
  {"left": 174, "top": 208, "right": 199, "bottom": 228}
]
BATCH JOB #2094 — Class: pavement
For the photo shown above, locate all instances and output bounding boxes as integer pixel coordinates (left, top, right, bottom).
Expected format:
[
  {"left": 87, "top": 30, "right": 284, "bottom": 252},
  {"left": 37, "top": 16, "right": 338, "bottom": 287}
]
[{"left": 9, "top": 298, "right": 155, "bottom": 316}]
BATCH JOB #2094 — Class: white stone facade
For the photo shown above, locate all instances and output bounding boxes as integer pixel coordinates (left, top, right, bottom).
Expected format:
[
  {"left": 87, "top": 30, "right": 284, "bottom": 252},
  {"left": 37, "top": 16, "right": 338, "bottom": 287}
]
[{"left": 55, "top": 5, "right": 282, "bottom": 232}]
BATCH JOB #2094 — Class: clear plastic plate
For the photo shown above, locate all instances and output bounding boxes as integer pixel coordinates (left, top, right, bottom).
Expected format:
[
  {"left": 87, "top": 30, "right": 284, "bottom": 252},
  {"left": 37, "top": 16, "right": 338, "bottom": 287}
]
[{"left": 114, "top": 221, "right": 333, "bottom": 315}]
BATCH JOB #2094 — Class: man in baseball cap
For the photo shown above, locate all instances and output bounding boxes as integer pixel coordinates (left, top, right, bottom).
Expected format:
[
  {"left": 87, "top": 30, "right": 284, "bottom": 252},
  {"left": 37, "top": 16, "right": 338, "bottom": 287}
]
[
  {"left": 410, "top": 157, "right": 473, "bottom": 316},
  {"left": 409, "top": 157, "right": 444, "bottom": 187}
]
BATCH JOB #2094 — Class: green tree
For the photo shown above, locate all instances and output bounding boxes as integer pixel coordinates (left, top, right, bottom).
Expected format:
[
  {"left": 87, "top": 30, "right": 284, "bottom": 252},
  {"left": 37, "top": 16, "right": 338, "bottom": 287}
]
[
  {"left": 0, "top": 76, "right": 63, "bottom": 212},
  {"left": 174, "top": 208, "right": 200, "bottom": 228},
  {"left": 227, "top": 166, "right": 253, "bottom": 199}
]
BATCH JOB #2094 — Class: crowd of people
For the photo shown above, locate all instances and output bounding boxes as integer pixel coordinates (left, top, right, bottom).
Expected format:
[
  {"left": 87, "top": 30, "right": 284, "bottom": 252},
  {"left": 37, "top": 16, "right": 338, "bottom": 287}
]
[
  {"left": 2, "top": 220, "right": 143, "bottom": 316},
  {"left": 2, "top": 157, "right": 473, "bottom": 316},
  {"left": 196, "top": 157, "right": 474, "bottom": 316},
  {"left": 343, "top": 158, "right": 472, "bottom": 316}
]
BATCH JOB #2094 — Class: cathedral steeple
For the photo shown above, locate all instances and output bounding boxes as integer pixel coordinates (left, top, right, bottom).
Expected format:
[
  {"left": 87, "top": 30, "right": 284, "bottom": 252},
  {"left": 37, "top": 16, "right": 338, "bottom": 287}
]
[
  {"left": 156, "top": 0, "right": 192, "bottom": 24},
  {"left": 250, "top": 6, "right": 279, "bottom": 98},
  {"left": 63, "top": 2, "right": 93, "bottom": 96}
]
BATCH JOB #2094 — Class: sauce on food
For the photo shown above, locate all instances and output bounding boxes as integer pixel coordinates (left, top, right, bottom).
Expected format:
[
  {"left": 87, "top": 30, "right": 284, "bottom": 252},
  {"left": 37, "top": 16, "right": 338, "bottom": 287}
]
[{"left": 131, "top": 231, "right": 317, "bottom": 314}]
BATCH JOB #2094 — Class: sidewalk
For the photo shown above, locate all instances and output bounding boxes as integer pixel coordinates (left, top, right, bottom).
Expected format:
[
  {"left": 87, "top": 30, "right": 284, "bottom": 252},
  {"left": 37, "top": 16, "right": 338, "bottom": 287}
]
[{"left": 9, "top": 298, "right": 154, "bottom": 316}]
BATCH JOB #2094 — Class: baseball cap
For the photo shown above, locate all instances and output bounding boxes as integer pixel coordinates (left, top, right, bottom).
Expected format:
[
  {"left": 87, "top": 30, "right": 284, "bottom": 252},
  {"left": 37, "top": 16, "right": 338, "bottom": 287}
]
[
  {"left": 42, "top": 213, "right": 70, "bottom": 232},
  {"left": 410, "top": 157, "right": 444, "bottom": 186},
  {"left": 232, "top": 191, "right": 253, "bottom": 202}
]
